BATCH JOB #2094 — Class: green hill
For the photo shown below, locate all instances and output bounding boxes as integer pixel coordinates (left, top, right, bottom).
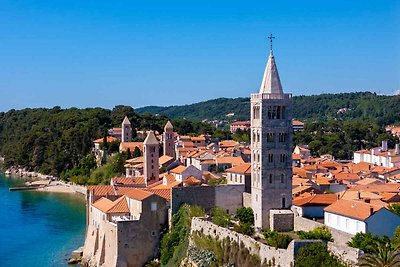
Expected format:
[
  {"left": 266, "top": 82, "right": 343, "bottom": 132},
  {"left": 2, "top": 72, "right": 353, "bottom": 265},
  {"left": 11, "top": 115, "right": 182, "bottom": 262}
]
[{"left": 137, "top": 92, "right": 400, "bottom": 125}]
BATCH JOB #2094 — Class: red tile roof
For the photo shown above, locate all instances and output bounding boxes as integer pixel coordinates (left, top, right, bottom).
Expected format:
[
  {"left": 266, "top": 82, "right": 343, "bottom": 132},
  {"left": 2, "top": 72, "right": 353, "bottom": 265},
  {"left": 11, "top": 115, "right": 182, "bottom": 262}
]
[
  {"left": 293, "top": 194, "right": 338, "bottom": 207},
  {"left": 324, "top": 199, "right": 385, "bottom": 221},
  {"left": 225, "top": 163, "right": 251, "bottom": 174}
]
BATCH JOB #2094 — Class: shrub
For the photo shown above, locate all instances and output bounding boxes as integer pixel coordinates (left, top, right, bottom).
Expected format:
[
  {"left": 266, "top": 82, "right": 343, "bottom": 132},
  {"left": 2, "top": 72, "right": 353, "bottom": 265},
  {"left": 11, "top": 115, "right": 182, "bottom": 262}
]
[
  {"left": 295, "top": 242, "right": 345, "bottom": 267},
  {"left": 211, "top": 207, "right": 231, "bottom": 227},
  {"left": 159, "top": 204, "right": 205, "bottom": 265},
  {"left": 233, "top": 222, "right": 255, "bottom": 236},
  {"left": 235, "top": 207, "right": 254, "bottom": 225},
  {"left": 388, "top": 203, "right": 400, "bottom": 216},
  {"left": 263, "top": 230, "right": 293, "bottom": 249},
  {"left": 347, "top": 232, "right": 390, "bottom": 253},
  {"left": 297, "top": 226, "right": 333, "bottom": 242}
]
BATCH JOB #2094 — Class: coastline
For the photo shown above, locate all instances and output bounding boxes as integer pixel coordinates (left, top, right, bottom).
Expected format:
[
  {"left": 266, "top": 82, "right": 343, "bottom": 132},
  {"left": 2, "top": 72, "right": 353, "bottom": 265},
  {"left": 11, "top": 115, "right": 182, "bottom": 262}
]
[{"left": 3, "top": 166, "right": 87, "bottom": 196}]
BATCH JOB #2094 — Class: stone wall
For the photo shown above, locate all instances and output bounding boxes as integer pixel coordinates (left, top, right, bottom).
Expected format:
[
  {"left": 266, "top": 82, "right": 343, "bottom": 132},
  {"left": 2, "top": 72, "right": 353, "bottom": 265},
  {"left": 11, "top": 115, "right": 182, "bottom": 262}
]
[
  {"left": 270, "top": 209, "right": 294, "bottom": 232},
  {"left": 328, "top": 242, "right": 363, "bottom": 266},
  {"left": 191, "top": 217, "right": 362, "bottom": 266},
  {"left": 191, "top": 217, "right": 295, "bottom": 266},
  {"left": 294, "top": 215, "right": 354, "bottom": 246},
  {"left": 171, "top": 184, "right": 245, "bottom": 214}
]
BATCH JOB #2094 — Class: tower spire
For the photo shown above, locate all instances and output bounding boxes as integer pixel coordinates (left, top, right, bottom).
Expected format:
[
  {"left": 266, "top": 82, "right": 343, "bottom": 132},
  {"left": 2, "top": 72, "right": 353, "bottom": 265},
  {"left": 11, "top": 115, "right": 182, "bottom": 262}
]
[{"left": 259, "top": 34, "right": 283, "bottom": 95}]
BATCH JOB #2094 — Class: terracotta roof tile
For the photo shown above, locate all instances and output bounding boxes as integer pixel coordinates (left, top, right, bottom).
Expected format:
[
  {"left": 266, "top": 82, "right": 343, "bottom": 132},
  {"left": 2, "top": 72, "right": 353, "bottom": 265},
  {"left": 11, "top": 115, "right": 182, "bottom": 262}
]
[
  {"left": 183, "top": 176, "right": 201, "bottom": 186},
  {"left": 170, "top": 165, "right": 187, "bottom": 174},
  {"left": 93, "top": 136, "right": 119, "bottom": 143},
  {"left": 88, "top": 185, "right": 115, "bottom": 196},
  {"left": 324, "top": 199, "right": 385, "bottom": 221},
  {"left": 226, "top": 163, "right": 251, "bottom": 174},
  {"left": 148, "top": 188, "right": 171, "bottom": 201},
  {"left": 293, "top": 194, "right": 338, "bottom": 207},
  {"left": 114, "top": 187, "right": 154, "bottom": 200},
  {"left": 93, "top": 196, "right": 129, "bottom": 214}
]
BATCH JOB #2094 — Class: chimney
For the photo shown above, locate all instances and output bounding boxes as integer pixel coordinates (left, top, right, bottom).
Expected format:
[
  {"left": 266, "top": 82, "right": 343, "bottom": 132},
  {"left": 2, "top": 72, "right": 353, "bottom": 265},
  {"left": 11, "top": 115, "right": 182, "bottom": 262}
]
[
  {"left": 382, "top": 140, "right": 388, "bottom": 152},
  {"left": 357, "top": 191, "right": 361, "bottom": 199},
  {"left": 396, "top": 144, "right": 400, "bottom": 155},
  {"left": 370, "top": 207, "right": 374, "bottom": 215}
]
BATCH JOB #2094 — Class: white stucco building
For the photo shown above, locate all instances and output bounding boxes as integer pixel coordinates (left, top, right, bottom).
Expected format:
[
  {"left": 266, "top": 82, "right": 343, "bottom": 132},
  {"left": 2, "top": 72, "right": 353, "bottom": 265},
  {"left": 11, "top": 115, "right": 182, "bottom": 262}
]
[{"left": 324, "top": 199, "right": 400, "bottom": 237}]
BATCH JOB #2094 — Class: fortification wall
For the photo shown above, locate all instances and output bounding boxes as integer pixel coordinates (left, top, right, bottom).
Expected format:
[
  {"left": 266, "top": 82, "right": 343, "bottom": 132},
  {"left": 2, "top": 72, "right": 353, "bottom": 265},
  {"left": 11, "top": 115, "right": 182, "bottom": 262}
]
[
  {"left": 192, "top": 217, "right": 361, "bottom": 266},
  {"left": 294, "top": 215, "right": 353, "bottom": 246},
  {"left": 328, "top": 242, "right": 363, "bottom": 266},
  {"left": 191, "top": 217, "right": 294, "bottom": 266},
  {"left": 171, "top": 184, "right": 245, "bottom": 214}
]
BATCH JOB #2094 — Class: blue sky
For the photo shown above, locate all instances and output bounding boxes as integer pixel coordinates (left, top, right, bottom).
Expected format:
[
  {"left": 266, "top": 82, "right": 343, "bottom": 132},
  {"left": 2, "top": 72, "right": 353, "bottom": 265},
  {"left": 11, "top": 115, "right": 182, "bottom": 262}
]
[{"left": 0, "top": 0, "right": 399, "bottom": 111}]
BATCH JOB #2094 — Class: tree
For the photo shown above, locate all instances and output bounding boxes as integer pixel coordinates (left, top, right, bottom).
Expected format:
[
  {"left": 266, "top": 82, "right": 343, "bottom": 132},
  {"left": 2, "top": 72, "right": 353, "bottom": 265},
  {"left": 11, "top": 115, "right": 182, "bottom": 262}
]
[
  {"left": 297, "top": 226, "right": 333, "bottom": 242},
  {"left": 347, "top": 232, "right": 389, "bottom": 254},
  {"left": 295, "top": 242, "right": 345, "bottom": 267},
  {"left": 263, "top": 230, "right": 293, "bottom": 249},
  {"left": 235, "top": 207, "right": 254, "bottom": 225},
  {"left": 358, "top": 241, "right": 400, "bottom": 267},
  {"left": 211, "top": 207, "right": 231, "bottom": 227},
  {"left": 132, "top": 146, "right": 142, "bottom": 158},
  {"left": 388, "top": 204, "right": 400, "bottom": 216}
]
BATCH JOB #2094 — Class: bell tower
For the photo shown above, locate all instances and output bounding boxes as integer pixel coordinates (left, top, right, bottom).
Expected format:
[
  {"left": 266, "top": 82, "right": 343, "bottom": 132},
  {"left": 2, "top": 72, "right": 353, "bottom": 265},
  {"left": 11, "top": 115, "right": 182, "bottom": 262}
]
[
  {"left": 143, "top": 131, "right": 159, "bottom": 183},
  {"left": 251, "top": 35, "right": 293, "bottom": 229},
  {"left": 163, "top": 121, "right": 175, "bottom": 158}
]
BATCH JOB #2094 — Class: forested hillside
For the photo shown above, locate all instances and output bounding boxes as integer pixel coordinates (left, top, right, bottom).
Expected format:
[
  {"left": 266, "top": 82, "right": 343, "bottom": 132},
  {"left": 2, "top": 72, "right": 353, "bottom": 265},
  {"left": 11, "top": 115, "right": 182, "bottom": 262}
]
[
  {"left": 137, "top": 92, "right": 400, "bottom": 125},
  {"left": 0, "top": 106, "right": 211, "bottom": 175}
]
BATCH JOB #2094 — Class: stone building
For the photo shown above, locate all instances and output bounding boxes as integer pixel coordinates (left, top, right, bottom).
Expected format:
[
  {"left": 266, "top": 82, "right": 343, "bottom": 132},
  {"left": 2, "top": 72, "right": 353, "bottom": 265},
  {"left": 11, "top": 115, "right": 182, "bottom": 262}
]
[
  {"left": 163, "top": 121, "right": 175, "bottom": 159},
  {"left": 143, "top": 131, "right": 159, "bottom": 183},
  {"left": 250, "top": 44, "right": 293, "bottom": 230},
  {"left": 121, "top": 116, "right": 132, "bottom": 143},
  {"left": 82, "top": 187, "right": 167, "bottom": 267}
]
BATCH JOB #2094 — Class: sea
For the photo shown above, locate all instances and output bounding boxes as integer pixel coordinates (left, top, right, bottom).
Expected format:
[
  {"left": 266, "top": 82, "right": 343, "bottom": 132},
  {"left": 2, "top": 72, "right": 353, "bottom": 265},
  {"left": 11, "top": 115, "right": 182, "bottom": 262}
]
[{"left": 0, "top": 172, "right": 86, "bottom": 267}]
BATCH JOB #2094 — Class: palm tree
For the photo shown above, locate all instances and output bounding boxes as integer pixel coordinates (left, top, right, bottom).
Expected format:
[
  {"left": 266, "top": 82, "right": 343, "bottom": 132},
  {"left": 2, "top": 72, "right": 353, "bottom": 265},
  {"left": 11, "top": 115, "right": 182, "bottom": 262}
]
[{"left": 358, "top": 241, "right": 400, "bottom": 267}]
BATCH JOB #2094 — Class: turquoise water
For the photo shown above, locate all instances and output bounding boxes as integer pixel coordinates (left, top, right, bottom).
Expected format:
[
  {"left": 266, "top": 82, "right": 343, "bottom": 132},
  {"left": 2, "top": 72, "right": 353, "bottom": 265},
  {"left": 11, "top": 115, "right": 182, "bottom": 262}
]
[{"left": 0, "top": 173, "right": 86, "bottom": 266}]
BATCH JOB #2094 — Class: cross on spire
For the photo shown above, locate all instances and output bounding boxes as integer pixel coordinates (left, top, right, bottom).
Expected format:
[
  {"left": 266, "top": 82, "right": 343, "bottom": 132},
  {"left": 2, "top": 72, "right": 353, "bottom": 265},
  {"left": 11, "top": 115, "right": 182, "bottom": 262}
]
[{"left": 268, "top": 33, "right": 275, "bottom": 51}]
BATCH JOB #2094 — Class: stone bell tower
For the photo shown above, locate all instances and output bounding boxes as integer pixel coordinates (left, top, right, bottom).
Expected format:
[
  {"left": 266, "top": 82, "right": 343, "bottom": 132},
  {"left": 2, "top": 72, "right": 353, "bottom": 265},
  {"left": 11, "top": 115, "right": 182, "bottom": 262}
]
[
  {"left": 143, "top": 131, "right": 159, "bottom": 183},
  {"left": 121, "top": 116, "right": 132, "bottom": 143},
  {"left": 163, "top": 121, "right": 175, "bottom": 159},
  {"left": 251, "top": 36, "right": 293, "bottom": 230}
]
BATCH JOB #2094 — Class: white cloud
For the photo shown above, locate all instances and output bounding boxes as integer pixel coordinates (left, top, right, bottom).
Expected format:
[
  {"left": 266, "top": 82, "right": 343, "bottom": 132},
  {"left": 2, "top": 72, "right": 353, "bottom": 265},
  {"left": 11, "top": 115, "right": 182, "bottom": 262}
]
[{"left": 393, "top": 89, "right": 400, "bottom": 95}]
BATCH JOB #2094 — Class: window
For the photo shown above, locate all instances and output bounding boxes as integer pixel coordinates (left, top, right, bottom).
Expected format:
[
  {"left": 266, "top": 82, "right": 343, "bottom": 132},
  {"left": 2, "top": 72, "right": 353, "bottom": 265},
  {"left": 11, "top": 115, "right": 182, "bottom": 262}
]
[
  {"left": 282, "top": 197, "right": 286, "bottom": 208},
  {"left": 276, "top": 106, "right": 281, "bottom": 119},
  {"left": 268, "top": 106, "right": 273, "bottom": 119},
  {"left": 268, "top": 154, "right": 274, "bottom": 163},
  {"left": 280, "top": 154, "right": 287, "bottom": 163},
  {"left": 267, "top": 133, "right": 274, "bottom": 142},
  {"left": 279, "top": 133, "right": 286, "bottom": 142},
  {"left": 269, "top": 174, "right": 273, "bottom": 184},
  {"left": 256, "top": 194, "right": 258, "bottom": 201},
  {"left": 282, "top": 106, "right": 286, "bottom": 119},
  {"left": 151, "top": 202, "right": 157, "bottom": 211},
  {"left": 253, "top": 106, "right": 260, "bottom": 119},
  {"left": 280, "top": 174, "right": 284, "bottom": 183}
]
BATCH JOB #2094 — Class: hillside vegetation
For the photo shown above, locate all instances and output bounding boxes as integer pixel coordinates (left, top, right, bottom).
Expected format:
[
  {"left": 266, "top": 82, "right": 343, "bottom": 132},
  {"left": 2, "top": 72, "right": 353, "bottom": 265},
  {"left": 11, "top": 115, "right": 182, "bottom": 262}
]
[
  {"left": 137, "top": 92, "right": 400, "bottom": 125},
  {"left": 0, "top": 106, "right": 211, "bottom": 175}
]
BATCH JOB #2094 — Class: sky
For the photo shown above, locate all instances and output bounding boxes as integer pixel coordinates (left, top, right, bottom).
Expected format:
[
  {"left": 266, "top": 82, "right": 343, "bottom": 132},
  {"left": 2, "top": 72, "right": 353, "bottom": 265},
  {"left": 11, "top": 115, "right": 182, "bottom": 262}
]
[{"left": 0, "top": 0, "right": 399, "bottom": 112}]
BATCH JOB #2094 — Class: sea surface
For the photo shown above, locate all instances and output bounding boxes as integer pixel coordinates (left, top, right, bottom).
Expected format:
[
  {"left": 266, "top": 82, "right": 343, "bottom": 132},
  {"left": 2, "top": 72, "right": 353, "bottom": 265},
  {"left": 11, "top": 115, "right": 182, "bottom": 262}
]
[{"left": 0, "top": 172, "right": 86, "bottom": 266}]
